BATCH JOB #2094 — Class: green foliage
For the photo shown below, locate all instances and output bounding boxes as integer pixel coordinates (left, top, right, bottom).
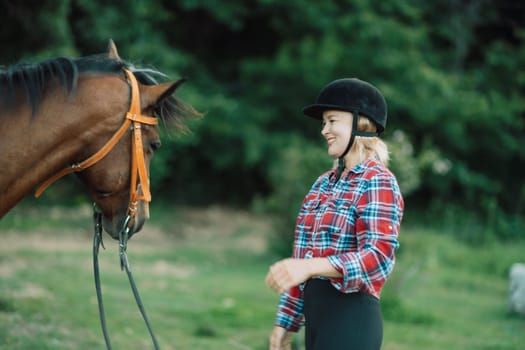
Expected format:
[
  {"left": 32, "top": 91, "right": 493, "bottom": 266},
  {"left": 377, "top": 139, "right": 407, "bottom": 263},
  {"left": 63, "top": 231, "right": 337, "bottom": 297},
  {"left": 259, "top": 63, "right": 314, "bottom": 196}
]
[
  {"left": 1, "top": 0, "right": 524, "bottom": 239},
  {"left": 387, "top": 130, "right": 422, "bottom": 195},
  {"left": 256, "top": 136, "right": 332, "bottom": 256},
  {"left": 0, "top": 0, "right": 74, "bottom": 62}
]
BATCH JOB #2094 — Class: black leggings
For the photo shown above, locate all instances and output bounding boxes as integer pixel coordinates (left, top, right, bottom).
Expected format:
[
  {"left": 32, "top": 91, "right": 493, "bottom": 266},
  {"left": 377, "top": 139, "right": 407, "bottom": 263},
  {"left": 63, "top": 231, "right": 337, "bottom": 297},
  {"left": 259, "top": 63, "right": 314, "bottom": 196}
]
[{"left": 303, "top": 279, "right": 383, "bottom": 350}]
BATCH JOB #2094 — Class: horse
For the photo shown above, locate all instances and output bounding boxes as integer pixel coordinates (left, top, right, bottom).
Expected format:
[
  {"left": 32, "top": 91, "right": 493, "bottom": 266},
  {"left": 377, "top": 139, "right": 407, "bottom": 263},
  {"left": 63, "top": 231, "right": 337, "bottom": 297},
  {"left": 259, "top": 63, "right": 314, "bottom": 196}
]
[{"left": 0, "top": 40, "right": 198, "bottom": 239}]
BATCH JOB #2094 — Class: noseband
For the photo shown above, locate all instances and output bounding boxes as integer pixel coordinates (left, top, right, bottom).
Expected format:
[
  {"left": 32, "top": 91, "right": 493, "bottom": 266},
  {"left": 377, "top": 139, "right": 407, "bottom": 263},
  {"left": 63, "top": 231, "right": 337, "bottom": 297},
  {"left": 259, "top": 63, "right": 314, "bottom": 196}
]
[{"left": 35, "top": 69, "right": 161, "bottom": 349}]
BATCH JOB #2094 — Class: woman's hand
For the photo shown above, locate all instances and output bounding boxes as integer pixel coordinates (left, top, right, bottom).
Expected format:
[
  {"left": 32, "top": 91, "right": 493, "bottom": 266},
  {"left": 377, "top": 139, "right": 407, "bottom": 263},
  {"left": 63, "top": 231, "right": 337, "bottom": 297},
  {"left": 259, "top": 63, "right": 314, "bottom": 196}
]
[
  {"left": 265, "top": 257, "right": 342, "bottom": 294},
  {"left": 269, "top": 326, "right": 292, "bottom": 350},
  {"left": 265, "top": 258, "right": 312, "bottom": 294}
]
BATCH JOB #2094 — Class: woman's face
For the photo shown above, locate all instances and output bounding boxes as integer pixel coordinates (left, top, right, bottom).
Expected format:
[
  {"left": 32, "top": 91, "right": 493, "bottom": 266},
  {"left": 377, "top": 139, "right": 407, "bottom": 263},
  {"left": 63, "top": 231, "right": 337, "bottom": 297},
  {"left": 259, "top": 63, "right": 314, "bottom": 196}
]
[{"left": 321, "top": 110, "right": 353, "bottom": 158}]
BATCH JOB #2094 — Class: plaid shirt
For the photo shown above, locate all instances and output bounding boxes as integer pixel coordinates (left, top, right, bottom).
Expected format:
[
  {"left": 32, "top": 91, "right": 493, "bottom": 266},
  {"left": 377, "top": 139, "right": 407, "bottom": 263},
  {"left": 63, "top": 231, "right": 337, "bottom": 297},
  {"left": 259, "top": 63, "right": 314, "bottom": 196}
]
[{"left": 275, "top": 159, "right": 404, "bottom": 332}]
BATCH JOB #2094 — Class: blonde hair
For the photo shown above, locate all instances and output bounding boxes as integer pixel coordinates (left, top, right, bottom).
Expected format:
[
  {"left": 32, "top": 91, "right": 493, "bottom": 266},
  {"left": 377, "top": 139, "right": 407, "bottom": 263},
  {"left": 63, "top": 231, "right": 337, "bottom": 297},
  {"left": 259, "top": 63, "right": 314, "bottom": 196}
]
[{"left": 350, "top": 116, "right": 389, "bottom": 166}]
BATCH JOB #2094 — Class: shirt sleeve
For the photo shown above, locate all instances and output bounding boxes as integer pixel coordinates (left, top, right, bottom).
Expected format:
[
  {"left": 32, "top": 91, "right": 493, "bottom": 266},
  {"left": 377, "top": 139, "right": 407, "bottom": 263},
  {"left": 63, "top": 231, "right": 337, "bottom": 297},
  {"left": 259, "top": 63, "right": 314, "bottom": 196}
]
[
  {"left": 327, "top": 172, "right": 404, "bottom": 295},
  {"left": 274, "top": 285, "right": 304, "bottom": 332}
]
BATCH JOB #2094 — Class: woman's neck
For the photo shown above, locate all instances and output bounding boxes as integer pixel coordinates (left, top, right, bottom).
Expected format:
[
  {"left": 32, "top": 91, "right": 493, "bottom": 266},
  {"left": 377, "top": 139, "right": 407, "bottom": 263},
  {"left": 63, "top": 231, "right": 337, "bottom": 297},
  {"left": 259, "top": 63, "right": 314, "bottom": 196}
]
[{"left": 343, "top": 152, "right": 361, "bottom": 171}]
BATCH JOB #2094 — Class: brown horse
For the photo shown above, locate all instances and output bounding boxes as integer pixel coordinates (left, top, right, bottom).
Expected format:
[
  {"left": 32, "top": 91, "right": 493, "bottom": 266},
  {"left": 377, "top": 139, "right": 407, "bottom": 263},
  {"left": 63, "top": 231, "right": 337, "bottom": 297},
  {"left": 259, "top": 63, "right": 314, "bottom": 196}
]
[{"left": 0, "top": 41, "right": 197, "bottom": 239}]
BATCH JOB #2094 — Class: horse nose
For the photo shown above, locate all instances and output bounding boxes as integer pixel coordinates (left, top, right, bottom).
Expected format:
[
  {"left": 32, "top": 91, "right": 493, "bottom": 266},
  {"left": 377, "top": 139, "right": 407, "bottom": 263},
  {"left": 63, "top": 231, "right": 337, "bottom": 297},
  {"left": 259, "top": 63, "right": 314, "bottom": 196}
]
[
  {"left": 101, "top": 216, "right": 123, "bottom": 240},
  {"left": 130, "top": 216, "right": 146, "bottom": 237}
]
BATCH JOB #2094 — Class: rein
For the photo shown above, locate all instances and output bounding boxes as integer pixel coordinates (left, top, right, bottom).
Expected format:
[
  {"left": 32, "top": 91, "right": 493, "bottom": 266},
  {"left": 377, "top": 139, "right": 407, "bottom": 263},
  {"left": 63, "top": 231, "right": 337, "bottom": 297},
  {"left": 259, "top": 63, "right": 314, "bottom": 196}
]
[
  {"left": 93, "top": 206, "right": 160, "bottom": 350},
  {"left": 35, "top": 69, "right": 162, "bottom": 349}
]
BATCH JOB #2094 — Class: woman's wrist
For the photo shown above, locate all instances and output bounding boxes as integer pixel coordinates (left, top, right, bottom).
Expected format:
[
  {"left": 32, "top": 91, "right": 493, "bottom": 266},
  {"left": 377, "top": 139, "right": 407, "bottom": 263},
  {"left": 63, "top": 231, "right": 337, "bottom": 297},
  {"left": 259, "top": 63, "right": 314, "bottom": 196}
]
[{"left": 306, "top": 257, "right": 342, "bottom": 278}]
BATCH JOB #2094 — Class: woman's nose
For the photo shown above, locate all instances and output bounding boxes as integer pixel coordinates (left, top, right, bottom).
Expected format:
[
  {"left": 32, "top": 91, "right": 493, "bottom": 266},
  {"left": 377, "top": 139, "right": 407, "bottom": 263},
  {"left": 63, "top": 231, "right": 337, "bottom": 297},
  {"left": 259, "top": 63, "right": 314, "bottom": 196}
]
[{"left": 321, "top": 123, "right": 329, "bottom": 136}]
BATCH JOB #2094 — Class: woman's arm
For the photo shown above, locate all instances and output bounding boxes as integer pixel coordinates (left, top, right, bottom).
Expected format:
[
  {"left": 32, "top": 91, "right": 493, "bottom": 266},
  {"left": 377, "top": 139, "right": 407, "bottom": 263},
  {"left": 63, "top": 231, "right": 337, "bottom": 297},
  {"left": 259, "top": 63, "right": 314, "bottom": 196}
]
[{"left": 266, "top": 257, "right": 342, "bottom": 294}]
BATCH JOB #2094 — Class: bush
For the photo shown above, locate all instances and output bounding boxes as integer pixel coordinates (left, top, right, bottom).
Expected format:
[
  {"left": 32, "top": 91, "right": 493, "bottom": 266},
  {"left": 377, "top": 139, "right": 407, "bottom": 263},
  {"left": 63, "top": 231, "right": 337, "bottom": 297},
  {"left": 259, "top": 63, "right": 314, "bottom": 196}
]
[{"left": 258, "top": 136, "right": 331, "bottom": 257}]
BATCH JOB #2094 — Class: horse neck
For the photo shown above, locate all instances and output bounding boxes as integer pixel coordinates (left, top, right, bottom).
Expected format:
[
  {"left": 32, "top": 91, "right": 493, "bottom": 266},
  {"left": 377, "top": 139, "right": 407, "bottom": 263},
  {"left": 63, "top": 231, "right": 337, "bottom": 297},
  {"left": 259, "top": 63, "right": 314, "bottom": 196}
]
[{"left": 0, "top": 75, "right": 128, "bottom": 217}]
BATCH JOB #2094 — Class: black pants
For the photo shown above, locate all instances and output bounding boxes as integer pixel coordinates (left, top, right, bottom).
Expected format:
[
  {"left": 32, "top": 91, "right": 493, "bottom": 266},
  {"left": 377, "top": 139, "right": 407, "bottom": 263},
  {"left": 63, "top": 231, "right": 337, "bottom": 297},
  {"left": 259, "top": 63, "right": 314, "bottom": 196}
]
[{"left": 303, "top": 279, "right": 383, "bottom": 350}]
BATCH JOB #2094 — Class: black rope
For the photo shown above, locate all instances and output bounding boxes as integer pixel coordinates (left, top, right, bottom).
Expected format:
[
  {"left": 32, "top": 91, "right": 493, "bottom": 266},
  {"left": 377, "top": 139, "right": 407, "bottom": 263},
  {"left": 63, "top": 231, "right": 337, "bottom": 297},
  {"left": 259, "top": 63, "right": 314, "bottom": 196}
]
[
  {"left": 93, "top": 206, "right": 161, "bottom": 350},
  {"left": 93, "top": 209, "right": 112, "bottom": 350},
  {"left": 119, "top": 219, "right": 161, "bottom": 350}
]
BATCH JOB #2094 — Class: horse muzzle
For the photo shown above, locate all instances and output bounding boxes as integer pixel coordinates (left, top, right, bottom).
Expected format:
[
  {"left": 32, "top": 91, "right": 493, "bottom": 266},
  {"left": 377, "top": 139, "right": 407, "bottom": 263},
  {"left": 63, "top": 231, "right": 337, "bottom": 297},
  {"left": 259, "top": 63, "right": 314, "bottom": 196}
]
[{"left": 102, "top": 207, "right": 147, "bottom": 240}]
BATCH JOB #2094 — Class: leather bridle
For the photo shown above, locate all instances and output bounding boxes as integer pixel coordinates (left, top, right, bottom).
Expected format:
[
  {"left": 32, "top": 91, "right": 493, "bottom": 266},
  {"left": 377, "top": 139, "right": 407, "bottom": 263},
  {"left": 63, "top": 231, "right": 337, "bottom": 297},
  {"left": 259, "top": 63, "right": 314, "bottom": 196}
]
[
  {"left": 35, "top": 69, "right": 157, "bottom": 218},
  {"left": 35, "top": 69, "right": 162, "bottom": 350}
]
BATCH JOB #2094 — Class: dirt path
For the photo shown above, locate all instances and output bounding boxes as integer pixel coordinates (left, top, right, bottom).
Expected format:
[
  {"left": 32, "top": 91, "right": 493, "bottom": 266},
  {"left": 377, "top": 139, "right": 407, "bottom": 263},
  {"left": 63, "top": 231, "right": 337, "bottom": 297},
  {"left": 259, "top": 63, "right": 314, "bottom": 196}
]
[{"left": 0, "top": 205, "right": 272, "bottom": 254}]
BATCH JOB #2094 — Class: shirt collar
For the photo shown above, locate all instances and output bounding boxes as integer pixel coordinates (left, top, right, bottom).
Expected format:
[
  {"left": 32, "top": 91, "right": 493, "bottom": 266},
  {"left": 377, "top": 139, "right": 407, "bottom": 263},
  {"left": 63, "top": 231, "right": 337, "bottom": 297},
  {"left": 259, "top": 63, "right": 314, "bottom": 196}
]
[
  {"left": 351, "top": 158, "right": 379, "bottom": 174},
  {"left": 329, "top": 158, "right": 378, "bottom": 181}
]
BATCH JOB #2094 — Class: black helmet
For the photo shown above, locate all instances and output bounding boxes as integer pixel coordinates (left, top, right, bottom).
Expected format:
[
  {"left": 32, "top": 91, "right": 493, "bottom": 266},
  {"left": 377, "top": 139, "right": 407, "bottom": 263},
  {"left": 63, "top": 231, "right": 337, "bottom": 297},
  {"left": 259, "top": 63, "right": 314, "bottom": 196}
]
[{"left": 303, "top": 78, "right": 387, "bottom": 135}]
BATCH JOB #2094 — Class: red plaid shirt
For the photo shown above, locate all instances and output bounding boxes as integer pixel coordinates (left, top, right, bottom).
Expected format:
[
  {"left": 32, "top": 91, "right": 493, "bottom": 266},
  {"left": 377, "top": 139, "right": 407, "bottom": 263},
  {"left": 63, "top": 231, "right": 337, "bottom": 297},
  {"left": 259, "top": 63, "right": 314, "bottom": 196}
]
[{"left": 275, "top": 159, "right": 404, "bottom": 331}]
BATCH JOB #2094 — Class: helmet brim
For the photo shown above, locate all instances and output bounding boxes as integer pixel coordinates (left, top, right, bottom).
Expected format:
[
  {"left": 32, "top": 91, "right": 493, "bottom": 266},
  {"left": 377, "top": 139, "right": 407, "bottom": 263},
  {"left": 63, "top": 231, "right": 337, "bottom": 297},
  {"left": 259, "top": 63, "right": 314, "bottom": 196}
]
[{"left": 303, "top": 104, "right": 360, "bottom": 120}]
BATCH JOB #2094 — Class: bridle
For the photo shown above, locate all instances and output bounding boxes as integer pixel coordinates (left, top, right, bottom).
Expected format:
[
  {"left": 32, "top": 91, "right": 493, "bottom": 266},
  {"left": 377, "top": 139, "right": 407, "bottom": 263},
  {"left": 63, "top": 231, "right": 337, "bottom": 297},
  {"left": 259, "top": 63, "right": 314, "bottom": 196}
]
[
  {"left": 35, "top": 69, "right": 161, "bottom": 349},
  {"left": 35, "top": 68, "right": 157, "bottom": 213}
]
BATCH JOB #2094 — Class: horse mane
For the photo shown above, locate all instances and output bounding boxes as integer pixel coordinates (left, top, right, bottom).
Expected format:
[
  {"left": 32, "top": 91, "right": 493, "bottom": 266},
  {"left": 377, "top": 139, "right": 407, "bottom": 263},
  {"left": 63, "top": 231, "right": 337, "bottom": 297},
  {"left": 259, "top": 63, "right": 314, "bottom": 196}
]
[{"left": 0, "top": 54, "right": 197, "bottom": 130}]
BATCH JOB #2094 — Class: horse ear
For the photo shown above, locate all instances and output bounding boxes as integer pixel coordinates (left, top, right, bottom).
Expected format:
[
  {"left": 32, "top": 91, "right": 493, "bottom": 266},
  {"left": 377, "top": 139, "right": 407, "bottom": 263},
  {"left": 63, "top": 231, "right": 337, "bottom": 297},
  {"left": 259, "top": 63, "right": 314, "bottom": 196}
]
[
  {"left": 140, "top": 79, "right": 187, "bottom": 109},
  {"left": 107, "top": 39, "right": 121, "bottom": 60}
]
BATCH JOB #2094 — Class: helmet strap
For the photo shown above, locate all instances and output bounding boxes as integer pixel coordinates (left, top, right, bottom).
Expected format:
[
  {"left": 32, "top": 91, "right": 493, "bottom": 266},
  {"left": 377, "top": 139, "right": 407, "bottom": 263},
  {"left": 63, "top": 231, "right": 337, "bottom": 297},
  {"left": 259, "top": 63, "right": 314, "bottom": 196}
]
[{"left": 334, "top": 111, "right": 378, "bottom": 182}]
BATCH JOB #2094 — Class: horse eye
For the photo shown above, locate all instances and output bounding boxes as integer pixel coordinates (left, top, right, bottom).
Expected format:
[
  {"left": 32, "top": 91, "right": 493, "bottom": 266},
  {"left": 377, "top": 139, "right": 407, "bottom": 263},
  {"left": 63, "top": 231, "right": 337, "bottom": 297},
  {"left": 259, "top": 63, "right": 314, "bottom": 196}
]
[{"left": 150, "top": 140, "right": 162, "bottom": 151}]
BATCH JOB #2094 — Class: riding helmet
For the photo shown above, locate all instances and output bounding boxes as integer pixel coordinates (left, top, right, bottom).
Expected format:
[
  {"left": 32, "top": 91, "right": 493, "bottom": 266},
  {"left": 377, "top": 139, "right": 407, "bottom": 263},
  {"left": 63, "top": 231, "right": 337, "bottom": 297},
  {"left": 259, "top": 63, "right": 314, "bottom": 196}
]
[{"left": 303, "top": 78, "right": 387, "bottom": 134}]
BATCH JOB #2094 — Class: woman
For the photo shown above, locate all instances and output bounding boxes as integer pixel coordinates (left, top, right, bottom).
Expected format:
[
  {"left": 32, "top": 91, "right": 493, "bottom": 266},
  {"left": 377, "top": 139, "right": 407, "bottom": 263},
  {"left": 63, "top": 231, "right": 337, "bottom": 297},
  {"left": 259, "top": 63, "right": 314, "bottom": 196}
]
[{"left": 265, "top": 78, "right": 404, "bottom": 350}]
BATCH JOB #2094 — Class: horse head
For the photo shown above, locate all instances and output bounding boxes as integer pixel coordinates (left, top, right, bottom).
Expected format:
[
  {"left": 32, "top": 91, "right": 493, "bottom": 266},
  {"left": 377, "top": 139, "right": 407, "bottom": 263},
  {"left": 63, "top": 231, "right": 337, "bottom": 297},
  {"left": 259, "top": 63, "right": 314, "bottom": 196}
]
[
  {"left": 0, "top": 40, "right": 198, "bottom": 239},
  {"left": 75, "top": 41, "right": 193, "bottom": 239}
]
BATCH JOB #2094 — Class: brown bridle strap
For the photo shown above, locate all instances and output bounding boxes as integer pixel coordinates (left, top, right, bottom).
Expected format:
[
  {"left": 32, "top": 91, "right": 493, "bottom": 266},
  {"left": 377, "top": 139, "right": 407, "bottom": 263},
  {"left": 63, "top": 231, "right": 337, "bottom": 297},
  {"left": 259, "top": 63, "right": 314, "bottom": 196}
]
[
  {"left": 34, "top": 118, "right": 132, "bottom": 198},
  {"left": 124, "top": 69, "right": 157, "bottom": 217},
  {"left": 35, "top": 69, "right": 158, "bottom": 217}
]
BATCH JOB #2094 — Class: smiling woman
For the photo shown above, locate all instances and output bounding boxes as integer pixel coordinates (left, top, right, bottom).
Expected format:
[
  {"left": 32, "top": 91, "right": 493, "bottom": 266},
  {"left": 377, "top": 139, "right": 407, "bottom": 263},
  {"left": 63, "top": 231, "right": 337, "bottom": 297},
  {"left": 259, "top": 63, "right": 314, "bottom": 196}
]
[
  {"left": 265, "top": 78, "right": 404, "bottom": 350},
  {"left": 321, "top": 111, "right": 390, "bottom": 168}
]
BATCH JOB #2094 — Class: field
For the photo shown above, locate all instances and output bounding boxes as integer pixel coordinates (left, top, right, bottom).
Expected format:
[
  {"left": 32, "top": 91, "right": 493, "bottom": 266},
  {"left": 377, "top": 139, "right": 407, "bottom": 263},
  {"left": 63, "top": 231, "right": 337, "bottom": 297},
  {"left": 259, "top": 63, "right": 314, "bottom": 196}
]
[{"left": 1, "top": 204, "right": 524, "bottom": 350}]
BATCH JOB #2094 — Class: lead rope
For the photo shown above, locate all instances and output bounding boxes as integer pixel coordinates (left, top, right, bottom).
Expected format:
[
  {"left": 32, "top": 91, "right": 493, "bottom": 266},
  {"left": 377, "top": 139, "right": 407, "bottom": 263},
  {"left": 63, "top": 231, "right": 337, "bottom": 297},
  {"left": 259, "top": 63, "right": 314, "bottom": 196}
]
[
  {"left": 93, "top": 205, "right": 161, "bottom": 350},
  {"left": 118, "top": 216, "right": 161, "bottom": 350},
  {"left": 93, "top": 207, "right": 112, "bottom": 349}
]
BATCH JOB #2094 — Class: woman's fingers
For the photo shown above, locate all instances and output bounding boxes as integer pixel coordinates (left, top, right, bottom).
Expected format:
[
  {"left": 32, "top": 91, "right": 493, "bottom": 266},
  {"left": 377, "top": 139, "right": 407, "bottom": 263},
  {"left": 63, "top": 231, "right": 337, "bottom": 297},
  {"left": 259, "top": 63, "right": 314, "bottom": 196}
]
[
  {"left": 265, "top": 264, "right": 285, "bottom": 293},
  {"left": 266, "top": 258, "right": 311, "bottom": 294}
]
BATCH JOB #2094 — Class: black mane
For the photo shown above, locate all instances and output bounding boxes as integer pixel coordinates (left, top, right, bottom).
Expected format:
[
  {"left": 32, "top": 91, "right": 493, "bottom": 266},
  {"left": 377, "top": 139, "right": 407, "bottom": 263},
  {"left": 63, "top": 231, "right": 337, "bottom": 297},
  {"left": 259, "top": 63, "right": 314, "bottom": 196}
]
[
  {"left": 0, "top": 54, "right": 197, "bottom": 129},
  {"left": 0, "top": 55, "right": 123, "bottom": 112}
]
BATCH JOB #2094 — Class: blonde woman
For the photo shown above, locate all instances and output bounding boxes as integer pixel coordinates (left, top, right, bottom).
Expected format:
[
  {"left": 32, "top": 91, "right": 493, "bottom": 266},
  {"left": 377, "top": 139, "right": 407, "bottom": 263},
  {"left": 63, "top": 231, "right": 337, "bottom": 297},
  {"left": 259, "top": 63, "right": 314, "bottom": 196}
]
[{"left": 266, "top": 78, "right": 404, "bottom": 350}]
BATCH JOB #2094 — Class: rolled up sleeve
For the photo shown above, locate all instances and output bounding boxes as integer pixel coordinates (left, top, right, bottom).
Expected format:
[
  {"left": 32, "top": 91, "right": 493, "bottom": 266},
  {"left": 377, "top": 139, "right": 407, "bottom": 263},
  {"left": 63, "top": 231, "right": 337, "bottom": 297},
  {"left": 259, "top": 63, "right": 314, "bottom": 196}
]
[
  {"left": 327, "top": 173, "right": 403, "bottom": 297},
  {"left": 274, "top": 285, "right": 304, "bottom": 332}
]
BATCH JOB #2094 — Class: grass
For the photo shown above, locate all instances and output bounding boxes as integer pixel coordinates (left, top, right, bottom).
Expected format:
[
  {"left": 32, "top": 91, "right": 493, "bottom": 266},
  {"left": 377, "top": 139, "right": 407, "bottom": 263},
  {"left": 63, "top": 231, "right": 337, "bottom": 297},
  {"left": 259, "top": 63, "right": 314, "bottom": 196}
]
[
  {"left": 1, "top": 203, "right": 524, "bottom": 350},
  {"left": 381, "top": 227, "right": 525, "bottom": 350}
]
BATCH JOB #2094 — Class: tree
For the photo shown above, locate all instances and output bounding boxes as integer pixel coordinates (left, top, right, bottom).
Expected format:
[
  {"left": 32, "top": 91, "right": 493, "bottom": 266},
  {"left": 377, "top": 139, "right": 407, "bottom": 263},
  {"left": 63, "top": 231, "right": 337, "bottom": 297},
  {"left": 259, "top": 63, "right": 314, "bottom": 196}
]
[{"left": 1, "top": 0, "right": 524, "bottom": 239}]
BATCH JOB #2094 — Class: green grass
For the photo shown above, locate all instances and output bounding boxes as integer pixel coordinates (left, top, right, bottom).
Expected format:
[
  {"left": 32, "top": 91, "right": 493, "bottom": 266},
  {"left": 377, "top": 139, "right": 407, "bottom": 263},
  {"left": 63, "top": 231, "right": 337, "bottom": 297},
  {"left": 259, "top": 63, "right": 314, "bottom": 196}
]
[
  {"left": 381, "top": 228, "right": 525, "bottom": 350},
  {"left": 1, "top": 204, "right": 524, "bottom": 350}
]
